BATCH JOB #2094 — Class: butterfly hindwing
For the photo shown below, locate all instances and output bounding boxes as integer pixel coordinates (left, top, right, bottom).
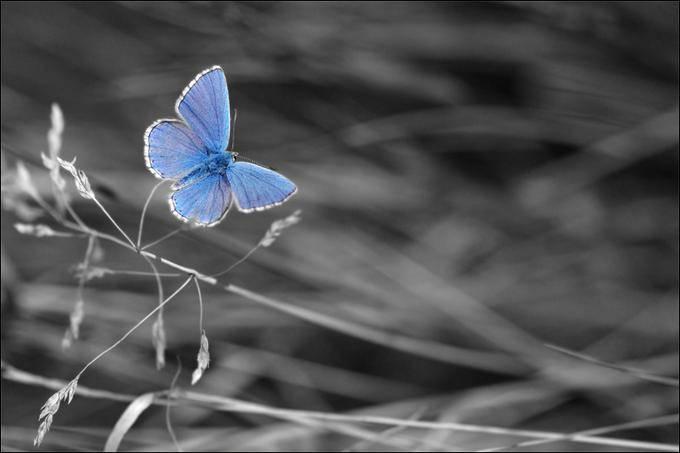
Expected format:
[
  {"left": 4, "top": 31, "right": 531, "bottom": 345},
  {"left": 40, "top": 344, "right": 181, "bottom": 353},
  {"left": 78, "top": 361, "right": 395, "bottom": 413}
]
[
  {"left": 144, "top": 119, "right": 209, "bottom": 180},
  {"left": 226, "top": 162, "right": 297, "bottom": 213},
  {"left": 175, "top": 66, "right": 230, "bottom": 154},
  {"left": 170, "top": 173, "right": 232, "bottom": 226}
]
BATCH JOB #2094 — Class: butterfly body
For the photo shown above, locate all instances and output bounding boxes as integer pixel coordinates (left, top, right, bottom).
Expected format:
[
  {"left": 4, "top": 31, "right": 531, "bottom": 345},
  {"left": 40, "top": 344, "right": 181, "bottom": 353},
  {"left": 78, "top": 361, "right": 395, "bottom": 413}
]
[
  {"left": 205, "top": 152, "right": 235, "bottom": 174},
  {"left": 171, "top": 151, "right": 233, "bottom": 190},
  {"left": 144, "top": 66, "right": 296, "bottom": 226}
]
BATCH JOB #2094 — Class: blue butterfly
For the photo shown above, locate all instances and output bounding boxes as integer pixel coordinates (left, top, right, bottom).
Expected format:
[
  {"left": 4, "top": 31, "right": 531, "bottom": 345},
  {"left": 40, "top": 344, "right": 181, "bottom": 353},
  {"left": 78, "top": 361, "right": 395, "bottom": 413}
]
[{"left": 144, "top": 66, "right": 297, "bottom": 226}]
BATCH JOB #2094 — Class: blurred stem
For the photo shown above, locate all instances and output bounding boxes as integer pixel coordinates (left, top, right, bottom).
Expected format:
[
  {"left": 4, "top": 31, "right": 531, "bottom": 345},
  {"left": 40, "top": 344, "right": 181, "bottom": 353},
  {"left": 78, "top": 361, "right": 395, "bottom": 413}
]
[
  {"left": 6, "top": 361, "right": 676, "bottom": 452},
  {"left": 79, "top": 235, "right": 96, "bottom": 285},
  {"left": 26, "top": 183, "right": 66, "bottom": 224},
  {"left": 179, "top": 392, "right": 680, "bottom": 452},
  {"left": 343, "top": 407, "right": 427, "bottom": 452},
  {"left": 62, "top": 234, "right": 97, "bottom": 348},
  {"left": 221, "top": 283, "right": 523, "bottom": 374},
  {"left": 64, "top": 199, "right": 87, "bottom": 228},
  {"left": 141, "top": 253, "right": 166, "bottom": 370},
  {"left": 545, "top": 344, "right": 679, "bottom": 387},
  {"left": 76, "top": 236, "right": 95, "bottom": 315},
  {"left": 166, "top": 357, "right": 183, "bottom": 452},
  {"left": 478, "top": 414, "right": 680, "bottom": 452},
  {"left": 52, "top": 179, "right": 88, "bottom": 229}
]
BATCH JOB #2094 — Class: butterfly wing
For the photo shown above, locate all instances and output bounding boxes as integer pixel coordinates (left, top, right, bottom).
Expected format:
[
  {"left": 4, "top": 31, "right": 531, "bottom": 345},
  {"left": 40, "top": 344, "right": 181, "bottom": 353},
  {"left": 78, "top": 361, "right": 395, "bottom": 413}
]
[
  {"left": 226, "top": 162, "right": 297, "bottom": 213},
  {"left": 175, "top": 66, "right": 230, "bottom": 154},
  {"left": 170, "top": 173, "right": 232, "bottom": 226},
  {"left": 144, "top": 119, "right": 209, "bottom": 180}
]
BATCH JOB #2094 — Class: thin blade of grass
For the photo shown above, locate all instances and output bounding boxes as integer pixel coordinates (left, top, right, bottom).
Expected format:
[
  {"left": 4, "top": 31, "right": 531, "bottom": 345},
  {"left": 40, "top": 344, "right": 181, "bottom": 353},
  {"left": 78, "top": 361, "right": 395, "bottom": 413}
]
[
  {"left": 5, "top": 362, "right": 677, "bottom": 452},
  {"left": 545, "top": 343, "right": 679, "bottom": 387},
  {"left": 104, "top": 392, "right": 155, "bottom": 452}
]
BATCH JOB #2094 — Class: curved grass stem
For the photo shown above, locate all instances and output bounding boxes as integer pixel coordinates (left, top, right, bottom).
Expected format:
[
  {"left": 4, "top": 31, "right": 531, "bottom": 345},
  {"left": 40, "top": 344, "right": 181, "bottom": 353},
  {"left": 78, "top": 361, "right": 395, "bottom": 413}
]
[
  {"left": 137, "top": 180, "right": 167, "bottom": 249},
  {"left": 210, "top": 243, "right": 261, "bottom": 278}
]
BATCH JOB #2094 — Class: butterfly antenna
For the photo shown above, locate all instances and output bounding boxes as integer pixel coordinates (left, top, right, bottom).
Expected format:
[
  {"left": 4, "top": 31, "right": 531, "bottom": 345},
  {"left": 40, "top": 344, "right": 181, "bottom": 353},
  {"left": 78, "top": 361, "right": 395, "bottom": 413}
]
[
  {"left": 229, "top": 108, "right": 238, "bottom": 151},
  {"left": 227, "top": 109, "right": 277, "bottom": 170}
]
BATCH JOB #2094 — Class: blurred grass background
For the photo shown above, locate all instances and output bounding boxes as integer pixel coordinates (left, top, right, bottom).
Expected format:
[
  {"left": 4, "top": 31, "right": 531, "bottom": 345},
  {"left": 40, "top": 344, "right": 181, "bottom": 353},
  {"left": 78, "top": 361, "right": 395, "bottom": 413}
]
[{"left": 1, "top": 1, "right": 678, "bottom": 451}]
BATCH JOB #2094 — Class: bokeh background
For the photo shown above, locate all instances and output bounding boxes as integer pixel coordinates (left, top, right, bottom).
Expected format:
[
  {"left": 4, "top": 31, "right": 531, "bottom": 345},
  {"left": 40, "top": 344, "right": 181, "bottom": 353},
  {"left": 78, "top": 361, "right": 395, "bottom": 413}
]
[{"left": 1, "top": 2, "right": 678, "bottom": 451}]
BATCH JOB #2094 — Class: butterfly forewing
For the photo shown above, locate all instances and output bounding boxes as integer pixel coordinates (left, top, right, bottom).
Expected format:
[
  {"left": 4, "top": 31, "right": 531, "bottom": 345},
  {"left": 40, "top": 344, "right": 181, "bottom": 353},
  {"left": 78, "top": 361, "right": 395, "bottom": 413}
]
[
  {"left": 175, "top": 66, "right": 231, "bottom": 154},
  {"left": 145, "top": 119, "right": 209, "bottom": 180}
]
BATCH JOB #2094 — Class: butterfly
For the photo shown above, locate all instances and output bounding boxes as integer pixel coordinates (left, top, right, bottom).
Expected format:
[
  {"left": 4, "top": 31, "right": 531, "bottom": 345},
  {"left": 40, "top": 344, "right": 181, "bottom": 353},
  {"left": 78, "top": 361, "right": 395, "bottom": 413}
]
[{"left": 144, "top": 66, "right": 297, "bottom": 226}]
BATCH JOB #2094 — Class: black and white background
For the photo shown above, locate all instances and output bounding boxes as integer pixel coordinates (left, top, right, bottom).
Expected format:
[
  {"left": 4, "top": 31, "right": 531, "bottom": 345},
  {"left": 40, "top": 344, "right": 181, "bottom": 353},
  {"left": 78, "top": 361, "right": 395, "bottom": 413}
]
[{"left": 1, "top": 2, "right": 678, "bottom": 452}]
